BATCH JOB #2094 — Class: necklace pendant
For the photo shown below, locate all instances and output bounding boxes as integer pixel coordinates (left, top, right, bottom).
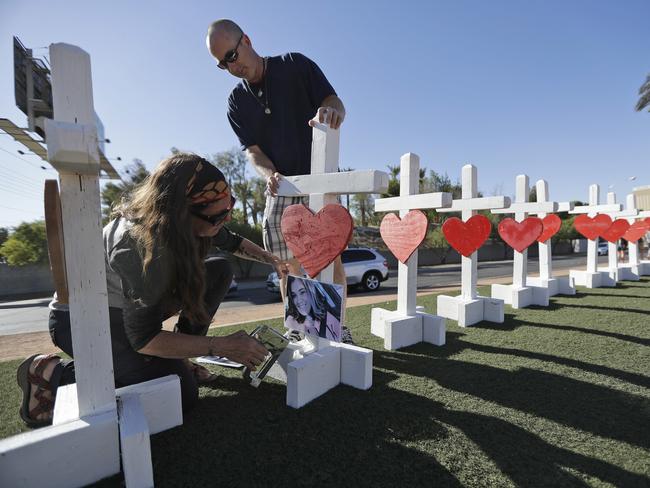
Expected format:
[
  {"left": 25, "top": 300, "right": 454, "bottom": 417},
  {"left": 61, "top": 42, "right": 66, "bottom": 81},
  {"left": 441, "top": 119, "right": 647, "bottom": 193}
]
[
  {"left": 265, "top": 107, "right": 271, "bottom": 115},
  {"left": 258, "top": 89, "right": 263, "bottom": 97}
]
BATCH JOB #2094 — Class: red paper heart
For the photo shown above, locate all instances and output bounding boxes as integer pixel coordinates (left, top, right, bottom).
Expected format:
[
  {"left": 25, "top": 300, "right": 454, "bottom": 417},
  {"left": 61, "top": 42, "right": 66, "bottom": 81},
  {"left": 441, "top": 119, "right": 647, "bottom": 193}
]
[
  {"left": 537, "top": 214, "right": 561, "bottom": 243},
  {"left": 601, "top": 219, "right": 630, "bottom": 243},
  {"left": 380, "top": 210, "right": 428, "bottom": 264},
  {"left": 498, "top": 217, "right": 543, "bottom": 253},
  {"left": 281, "top": 204, "right": 354, "bottom": 278},
  {"left": 574, "top": 214, "right": 612, "bottom": 240},
  {"left": 623, "top": 220, "right": 650, "bottom": 242},
  {"left": 442, "top": 215, "right": 492, "bottom": 257}
]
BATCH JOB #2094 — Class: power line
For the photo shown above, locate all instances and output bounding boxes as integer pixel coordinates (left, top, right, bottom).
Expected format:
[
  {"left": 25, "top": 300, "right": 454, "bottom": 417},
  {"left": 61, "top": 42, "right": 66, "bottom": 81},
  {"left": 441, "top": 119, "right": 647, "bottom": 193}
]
[
  {"left": 0, "top": 183, "right": 41, "bottom": 200},
  {"left": 0, "top": 166, "right": 44, "bottom": 188},
  {"left": 0, "top": 204, "right": 40, "bottom": 215},
  {"left": 0, "top": 146, "right": 51, "bottom": 171}
]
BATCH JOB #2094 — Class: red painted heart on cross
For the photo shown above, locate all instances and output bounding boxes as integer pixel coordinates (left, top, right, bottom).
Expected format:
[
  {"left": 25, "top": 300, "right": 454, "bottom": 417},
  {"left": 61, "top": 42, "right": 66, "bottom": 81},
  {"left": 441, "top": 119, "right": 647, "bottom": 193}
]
[
  {"left": 537, "top": 214, "right": 562, "bottom": 243},
  {"left": 281, "top": 203, "right": 354, "bottom": 278},
  {"left": 498, "top": 217, "right": 543, "bottom": 253},
  {"left": 573, "top": 214, "right": 612, "bottom": 240},
  {"left": 441, "top": 215, "right": 492, "bottom": 257},
  {"left": 380, "top": 210, "right": 428, "bottom": 264},
  {"left": 601, "top": 219, "right": 630, "bottom": 243},
  {"left": 623, "top": 220, "right": 650, "bottom": 242}
]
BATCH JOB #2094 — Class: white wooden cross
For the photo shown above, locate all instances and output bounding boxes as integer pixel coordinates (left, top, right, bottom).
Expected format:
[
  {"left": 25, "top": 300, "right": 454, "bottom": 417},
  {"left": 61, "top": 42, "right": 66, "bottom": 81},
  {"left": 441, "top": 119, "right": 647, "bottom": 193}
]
[
  {"left": 0, "top": 43, "right": 181, "bottom": 488},
  {"left": 569, "top": 184, "right": 622, "bottom": 288},
  {"left": 490, "top": 174, "right": 557, "bottom": 308},
  {"left": 267, "top": 122, "right": 388, "bottom": 408},
  {"left": 526, "top": 179, "right": 576, "bottom": 296},
  {"left": 602, "top": 192, "right": 639, "bottom": 281},
  {"left": 436, "top": 164, "right": 510, "bottom": 327},
  {"left": 369, "top": 152, "right": 452, "bottom": 350}
]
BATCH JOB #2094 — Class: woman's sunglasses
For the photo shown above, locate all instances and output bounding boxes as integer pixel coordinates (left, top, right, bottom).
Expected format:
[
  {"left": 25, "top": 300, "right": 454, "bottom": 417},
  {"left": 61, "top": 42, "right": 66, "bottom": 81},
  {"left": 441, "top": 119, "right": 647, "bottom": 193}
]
[
  {"left": 191, "top": 196, "right": 236, "bottom": 226},
  {"left": 217, "top": 34, "right": 243, "bottom": 70}
]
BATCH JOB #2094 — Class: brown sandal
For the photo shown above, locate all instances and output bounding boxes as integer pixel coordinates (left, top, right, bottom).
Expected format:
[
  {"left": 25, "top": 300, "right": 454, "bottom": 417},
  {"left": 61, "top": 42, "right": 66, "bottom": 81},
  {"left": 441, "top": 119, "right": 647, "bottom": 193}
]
[{"left": 17, "top": 354, "right": 60, "bottom": 427}]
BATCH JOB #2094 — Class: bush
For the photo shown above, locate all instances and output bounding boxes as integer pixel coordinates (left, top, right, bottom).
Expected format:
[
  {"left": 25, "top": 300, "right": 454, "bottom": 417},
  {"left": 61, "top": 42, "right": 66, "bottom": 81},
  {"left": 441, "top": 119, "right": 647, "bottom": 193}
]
[{"left": 0, "top": 221, "right": 48, "bottom": 266}]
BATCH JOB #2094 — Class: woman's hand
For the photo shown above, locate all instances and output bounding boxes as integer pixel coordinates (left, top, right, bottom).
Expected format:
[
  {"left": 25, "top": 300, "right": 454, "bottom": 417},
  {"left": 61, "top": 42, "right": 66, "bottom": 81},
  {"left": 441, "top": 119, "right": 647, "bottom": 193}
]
[
  {"left": 212, "top": 331, "right": 269, "bottom": 370},
  {"left": 271, "top": 256, "right": 290, "bottom": 278}
]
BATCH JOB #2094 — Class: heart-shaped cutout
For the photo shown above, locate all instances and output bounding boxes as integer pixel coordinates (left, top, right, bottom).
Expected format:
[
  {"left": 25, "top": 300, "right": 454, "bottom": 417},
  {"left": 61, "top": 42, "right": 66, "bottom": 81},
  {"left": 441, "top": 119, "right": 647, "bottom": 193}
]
[
  {"left": 574, "top": 214, "right": 612, "bottom": 240},
  {"left": 623, "top": 220, "right": 650, "bottom": 242},
  {"left": 498, "top": 217, "right": 543, "bottom": 253},
  {"left": 281, "top": 203, "right": 354, "bottom": 278},
  {"left": 380, "top": 210, "right": 428, "bottom": 264},
  {"left": 442, "top": 215, "right": 492, "bottom": 257},
  {"left": 537, "top": 214, "right": 561, "bottom": 243},
  {"left": 601, "top": 219, "right": 630, "bottom": 243}
]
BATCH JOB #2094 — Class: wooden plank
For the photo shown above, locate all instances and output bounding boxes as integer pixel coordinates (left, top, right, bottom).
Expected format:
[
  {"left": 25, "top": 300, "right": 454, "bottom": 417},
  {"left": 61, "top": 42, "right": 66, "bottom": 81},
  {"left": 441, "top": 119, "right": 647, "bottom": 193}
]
[
  {"left": 44, "top": 180, "right": 69, "bottom": 304},
  {"left": 119, "top": 394, "right": 154, "bottom": 488},
  {"left": 374, "top": 192, "right": 452, "bottom": 212},
  {"left": 437, "top": 195, "right": 510, "bottom": 212},
  {"left": 278, "top": 170, "right": 388, "bottom": 197},
  {"left": 492, "top": 201, "right": 556, "bottom": 214},
  {"left": 0, "top": 411, "right": 119, "bottom": 487},
  {"left": 396, "top": 153, "right": 419, "bottom": 317}
]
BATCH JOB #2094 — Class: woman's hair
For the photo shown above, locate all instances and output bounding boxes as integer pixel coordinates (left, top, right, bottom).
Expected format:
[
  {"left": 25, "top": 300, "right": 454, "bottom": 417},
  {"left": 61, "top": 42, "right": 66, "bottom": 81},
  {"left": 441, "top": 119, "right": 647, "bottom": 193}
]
[{"left": 114, "top": 153, "right": 215, "bottom": 325}]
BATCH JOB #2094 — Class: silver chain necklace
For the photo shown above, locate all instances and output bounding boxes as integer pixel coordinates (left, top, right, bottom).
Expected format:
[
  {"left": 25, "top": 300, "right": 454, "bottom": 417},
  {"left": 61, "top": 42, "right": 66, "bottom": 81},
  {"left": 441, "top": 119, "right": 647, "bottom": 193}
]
[{"left": 246, "top": 57, "right": 271, "bottom": 115}]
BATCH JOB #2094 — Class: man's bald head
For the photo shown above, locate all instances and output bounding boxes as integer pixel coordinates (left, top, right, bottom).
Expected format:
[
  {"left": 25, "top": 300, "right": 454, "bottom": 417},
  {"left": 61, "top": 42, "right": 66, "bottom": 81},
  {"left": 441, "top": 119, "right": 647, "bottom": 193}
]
[{"left": 206, "top": 19, "right": 242, "bottom": 53}]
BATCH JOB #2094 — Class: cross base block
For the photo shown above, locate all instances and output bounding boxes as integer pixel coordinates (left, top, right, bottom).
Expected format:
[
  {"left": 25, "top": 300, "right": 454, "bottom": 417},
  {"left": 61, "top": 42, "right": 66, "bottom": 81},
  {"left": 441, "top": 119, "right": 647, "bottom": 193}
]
[
  {"left": 618, "top": 264, "right": 641, "bottom": 281},
  {"left": 639, "top": 261, "right": 650, "bottom": 276},
  {"left": 267, "top": 337, "right": 373, "bottom": 409},
  {"left": 491, "top": 284, "right": 549, "bottom": 308},
  {"left": 436, "top": 294, "right": 504, "bottom": 327},
  {"left": 526, "top": 276, "right": 576, "bottom": 296},
  {"left": 569, "top": 270, "right": 616, "bottom": 288},
  {"left": 370, "top": 307, "right": 446, "bottom": 350}
]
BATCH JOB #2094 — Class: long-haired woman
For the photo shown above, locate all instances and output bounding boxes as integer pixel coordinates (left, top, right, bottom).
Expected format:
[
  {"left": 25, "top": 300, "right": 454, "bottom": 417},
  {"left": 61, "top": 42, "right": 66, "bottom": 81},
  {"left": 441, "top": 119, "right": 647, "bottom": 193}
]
[{"left": 17, "top": 153, "right": 286, "bottom": 427}]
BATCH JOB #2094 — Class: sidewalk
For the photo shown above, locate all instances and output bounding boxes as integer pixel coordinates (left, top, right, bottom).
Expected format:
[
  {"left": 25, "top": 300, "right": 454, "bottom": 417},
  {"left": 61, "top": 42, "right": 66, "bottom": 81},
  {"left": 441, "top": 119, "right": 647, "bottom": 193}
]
[{"left": 0, "top": 269, "right": 574, "bottom": 361}]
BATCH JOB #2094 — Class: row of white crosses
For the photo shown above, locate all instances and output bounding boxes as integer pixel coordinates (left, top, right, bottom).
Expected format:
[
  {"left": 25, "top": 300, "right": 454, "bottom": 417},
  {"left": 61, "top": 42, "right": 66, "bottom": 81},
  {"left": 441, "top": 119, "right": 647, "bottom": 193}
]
[
  {"left": 0, "top": 44, "right": 182, "bottom": 488},
  {"left": 569, "top": 184, "right": 622, "bottom": 288},
  {"left": 605, "top": 193, "right": 650, "bottom": 280},
  {"left": 267, "top": 122, "right": 387, "bottom": 407}
]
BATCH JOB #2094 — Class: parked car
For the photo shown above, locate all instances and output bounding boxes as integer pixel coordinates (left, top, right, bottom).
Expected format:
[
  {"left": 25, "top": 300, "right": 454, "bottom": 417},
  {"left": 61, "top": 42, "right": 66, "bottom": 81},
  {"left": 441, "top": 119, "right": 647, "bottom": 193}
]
[
  {"left": 266, "top": 247, "right": 389, "bottom": 293},
  {"left": 597, "top": 241, "right": 608, "bottom": 256}
]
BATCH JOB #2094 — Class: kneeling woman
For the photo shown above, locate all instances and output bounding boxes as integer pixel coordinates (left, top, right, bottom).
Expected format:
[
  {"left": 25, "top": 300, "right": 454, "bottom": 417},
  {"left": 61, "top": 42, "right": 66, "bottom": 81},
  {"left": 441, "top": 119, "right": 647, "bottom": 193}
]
[{"left": 18, "top": 153, "right": 287, "bottom": 426}]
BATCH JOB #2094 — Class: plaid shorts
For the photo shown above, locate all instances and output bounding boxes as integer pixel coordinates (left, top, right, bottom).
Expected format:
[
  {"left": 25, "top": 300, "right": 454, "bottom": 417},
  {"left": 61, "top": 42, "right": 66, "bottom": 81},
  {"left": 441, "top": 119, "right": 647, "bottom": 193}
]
[{"left": 262, "top": 195, "right": 308, "bottom": 260}]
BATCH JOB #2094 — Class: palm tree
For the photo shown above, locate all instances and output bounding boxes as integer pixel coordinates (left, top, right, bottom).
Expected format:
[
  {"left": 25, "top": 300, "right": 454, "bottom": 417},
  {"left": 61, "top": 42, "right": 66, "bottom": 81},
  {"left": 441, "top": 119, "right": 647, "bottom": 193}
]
[{"left": 635, "top": 73, "right": 650, "bottom": 112}]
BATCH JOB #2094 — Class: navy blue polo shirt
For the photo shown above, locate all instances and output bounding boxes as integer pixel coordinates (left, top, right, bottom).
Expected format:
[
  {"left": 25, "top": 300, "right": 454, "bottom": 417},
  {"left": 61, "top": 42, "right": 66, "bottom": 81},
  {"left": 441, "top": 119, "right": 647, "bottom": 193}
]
[{"left": 227, "top": 52, "right": 336, "bottom": 177}]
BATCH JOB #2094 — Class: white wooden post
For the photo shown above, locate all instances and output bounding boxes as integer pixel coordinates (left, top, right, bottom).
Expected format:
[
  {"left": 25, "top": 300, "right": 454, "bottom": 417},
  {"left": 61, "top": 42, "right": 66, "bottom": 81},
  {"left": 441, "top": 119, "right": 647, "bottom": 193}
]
[
  {"left": 0, "top": 43, "right": 181, "bottom": 488},
  {"left": 436, "top": 164, "right": 510, "bottom": 327},
  {"left": 490, "top": 174, "right": 557, "bottom": 308},
  {"left": 569, "top": 184, "right": 622, "bottom": 288},
  {"left": 370, "top": 153, "right": 452, "bottom": 350},
  {"left": 267, "top": 121, "right": 388, "bottom": 408},
  {"left": 526, "top": 179, "right": 576, "bottom": 296},
  {"left": 604, "top": 193, "right": 642, "bottom": 281}
]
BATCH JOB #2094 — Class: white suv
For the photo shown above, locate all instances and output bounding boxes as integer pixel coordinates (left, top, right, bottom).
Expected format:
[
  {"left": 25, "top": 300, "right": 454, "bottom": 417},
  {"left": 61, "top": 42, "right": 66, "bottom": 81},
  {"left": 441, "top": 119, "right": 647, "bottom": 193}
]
[{"left": 266, "top": 247, "right": 389, "bottom": 293}]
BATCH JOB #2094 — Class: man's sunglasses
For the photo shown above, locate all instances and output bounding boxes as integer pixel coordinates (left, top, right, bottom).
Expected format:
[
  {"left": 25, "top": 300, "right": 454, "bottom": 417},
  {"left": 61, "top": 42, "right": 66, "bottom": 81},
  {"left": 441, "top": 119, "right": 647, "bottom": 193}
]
[
  {"left": 191, "top": 196, "right": 236, "bottom": 226},
  {"left": 217, "top": 33, "right": 243, "bottom": 70}
]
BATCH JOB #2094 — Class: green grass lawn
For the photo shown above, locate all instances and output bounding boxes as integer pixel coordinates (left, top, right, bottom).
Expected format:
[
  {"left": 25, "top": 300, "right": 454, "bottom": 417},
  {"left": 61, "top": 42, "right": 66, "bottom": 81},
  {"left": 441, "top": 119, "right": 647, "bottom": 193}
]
[{"left": 2, "top": 279, "right": 649, "bottom": 487}]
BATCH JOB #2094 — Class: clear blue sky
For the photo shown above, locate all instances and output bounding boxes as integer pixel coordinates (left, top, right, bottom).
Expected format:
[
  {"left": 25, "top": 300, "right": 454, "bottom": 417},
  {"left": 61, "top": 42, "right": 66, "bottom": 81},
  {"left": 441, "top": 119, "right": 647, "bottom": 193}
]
[{"left": 1, "top": 0, "right": 648, "bottom": 227}]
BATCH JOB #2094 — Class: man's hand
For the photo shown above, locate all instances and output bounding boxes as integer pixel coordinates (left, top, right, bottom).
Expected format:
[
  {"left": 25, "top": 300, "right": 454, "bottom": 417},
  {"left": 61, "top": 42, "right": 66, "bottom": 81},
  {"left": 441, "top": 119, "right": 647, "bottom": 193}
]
[
  {"left": 217, "top": 331, "right": 269, "bottom": 370},
  {"left": 309, "top": 106, "right": 344, "bottom": 130},
  {"left": 266, "top": 172, "right": 283, "bottom": 197}
]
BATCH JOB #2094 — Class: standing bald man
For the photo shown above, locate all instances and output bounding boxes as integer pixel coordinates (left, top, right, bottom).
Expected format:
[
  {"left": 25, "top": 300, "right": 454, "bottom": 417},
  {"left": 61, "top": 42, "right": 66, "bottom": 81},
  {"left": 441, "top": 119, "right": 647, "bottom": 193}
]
[{"left": 206, "top": 19, "right": 355, "bottom": 344}]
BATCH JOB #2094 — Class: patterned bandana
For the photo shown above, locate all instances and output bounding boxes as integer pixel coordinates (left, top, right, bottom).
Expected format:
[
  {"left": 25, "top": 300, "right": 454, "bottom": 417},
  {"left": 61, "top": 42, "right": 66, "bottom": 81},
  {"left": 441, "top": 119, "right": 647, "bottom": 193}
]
[{"left": 185, "top": 160, "right": 230, "bottom": 207}]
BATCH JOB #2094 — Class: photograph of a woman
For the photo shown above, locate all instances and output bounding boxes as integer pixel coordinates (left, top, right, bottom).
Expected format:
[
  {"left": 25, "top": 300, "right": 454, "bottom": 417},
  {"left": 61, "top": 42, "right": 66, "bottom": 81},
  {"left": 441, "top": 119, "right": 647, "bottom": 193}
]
[{"left": 284, "top": 275, "right": 343, "bottom": 342}]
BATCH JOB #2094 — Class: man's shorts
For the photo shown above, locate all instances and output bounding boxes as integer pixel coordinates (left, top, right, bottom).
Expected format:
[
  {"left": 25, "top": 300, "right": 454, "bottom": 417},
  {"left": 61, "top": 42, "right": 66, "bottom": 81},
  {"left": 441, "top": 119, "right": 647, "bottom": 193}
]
[{"left": 262, "top": 195, "right": 308, "bottom": 260}]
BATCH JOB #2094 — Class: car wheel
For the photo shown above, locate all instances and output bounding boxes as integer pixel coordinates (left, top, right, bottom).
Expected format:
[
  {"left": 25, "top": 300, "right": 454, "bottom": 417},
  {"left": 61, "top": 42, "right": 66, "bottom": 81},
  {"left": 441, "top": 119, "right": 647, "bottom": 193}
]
[{"left": 362, "top": 271, "right": 381, "bottom": 291}]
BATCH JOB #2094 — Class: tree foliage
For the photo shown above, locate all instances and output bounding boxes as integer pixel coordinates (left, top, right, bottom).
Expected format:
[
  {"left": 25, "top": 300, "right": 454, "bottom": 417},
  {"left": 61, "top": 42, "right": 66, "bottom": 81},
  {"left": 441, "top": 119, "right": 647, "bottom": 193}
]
[
  {"left": 101, "top": 159, "right": 150, "bottom": 223},
  {"left": 635, "top": 73, "right": 650, "bottom": 112},
  {"left": 0, "top": 221, "right": 48, "bottom": 266}
]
